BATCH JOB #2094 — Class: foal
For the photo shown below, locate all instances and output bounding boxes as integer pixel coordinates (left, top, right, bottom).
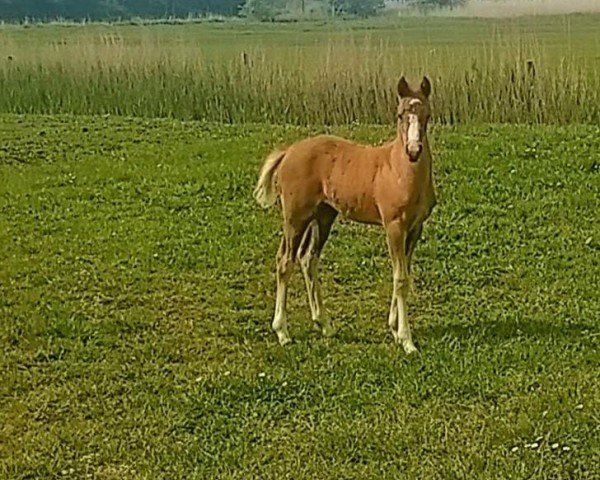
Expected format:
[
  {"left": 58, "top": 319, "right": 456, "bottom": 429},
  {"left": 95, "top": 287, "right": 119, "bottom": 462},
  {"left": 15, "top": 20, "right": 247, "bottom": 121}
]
[{"left": 254, "top": 77, "right": 436, "bottom": 353}]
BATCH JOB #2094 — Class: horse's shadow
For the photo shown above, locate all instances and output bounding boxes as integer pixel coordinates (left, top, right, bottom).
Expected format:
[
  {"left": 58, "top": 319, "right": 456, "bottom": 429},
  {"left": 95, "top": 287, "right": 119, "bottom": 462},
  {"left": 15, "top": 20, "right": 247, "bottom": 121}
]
[
  {"left": 318, "top": 314, "right": 597, "bottom": 348},
  {"left": 418, "top": 318, "right": 596, "bottom": 344}
]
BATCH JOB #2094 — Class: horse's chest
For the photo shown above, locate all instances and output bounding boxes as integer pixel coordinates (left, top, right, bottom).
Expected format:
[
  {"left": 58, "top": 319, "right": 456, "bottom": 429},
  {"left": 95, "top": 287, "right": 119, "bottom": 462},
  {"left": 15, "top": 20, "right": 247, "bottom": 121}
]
[
  {"left": 411, "top": 196, "right": 433, "bottom": 226},
  {"left": 376, "top": 174, "right": 435, "bottom": 225},
  {"left": 409, "top": 183, "right": 436, "bottom": 219}
]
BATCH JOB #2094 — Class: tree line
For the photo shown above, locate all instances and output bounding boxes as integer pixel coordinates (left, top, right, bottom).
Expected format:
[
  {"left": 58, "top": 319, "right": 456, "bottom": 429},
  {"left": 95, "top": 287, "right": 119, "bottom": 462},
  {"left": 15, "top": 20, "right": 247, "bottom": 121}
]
[
  {"left": 0, "top": 0, "right": 464, "bottom": 21},
  {"left": 0, "top": 1, "right": 244, "bottom": 21}
]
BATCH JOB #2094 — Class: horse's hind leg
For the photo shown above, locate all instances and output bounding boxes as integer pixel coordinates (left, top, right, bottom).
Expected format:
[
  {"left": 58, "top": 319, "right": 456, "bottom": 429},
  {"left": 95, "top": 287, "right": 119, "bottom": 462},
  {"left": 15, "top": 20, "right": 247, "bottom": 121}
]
[
  {"left": 299, "top": 221, "right": 321, "bottom": 328},
  {"left": 272, "top": 217, "right": 311, "bottom": 346},
  {"left": 299, "top": 204, "right": 337, "bottom": 337},
  {"left": 273, "top": 238, "right": 293, "bottom": 345}
]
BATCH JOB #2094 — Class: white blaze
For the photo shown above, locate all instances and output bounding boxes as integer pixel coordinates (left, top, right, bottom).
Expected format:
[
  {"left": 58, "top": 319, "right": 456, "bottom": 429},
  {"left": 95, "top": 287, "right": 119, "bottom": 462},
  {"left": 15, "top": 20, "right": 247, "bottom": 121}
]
[{"left": 408, "top": 113, "right": 420, "bottom": 144}]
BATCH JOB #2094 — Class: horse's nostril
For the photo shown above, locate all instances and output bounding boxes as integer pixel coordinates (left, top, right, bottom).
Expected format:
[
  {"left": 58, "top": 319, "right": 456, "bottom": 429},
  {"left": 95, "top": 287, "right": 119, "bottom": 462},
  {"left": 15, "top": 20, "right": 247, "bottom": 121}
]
[{"left": 406, "top": 143, "right": 423, "bottom": 162}]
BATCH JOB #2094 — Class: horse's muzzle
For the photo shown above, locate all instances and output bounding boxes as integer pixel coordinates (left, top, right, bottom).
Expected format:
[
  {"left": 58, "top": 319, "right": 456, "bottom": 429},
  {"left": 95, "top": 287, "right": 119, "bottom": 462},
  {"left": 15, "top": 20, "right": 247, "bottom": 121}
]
[{"left": 406, "top": 143, "right": 423, "bottom": 162}]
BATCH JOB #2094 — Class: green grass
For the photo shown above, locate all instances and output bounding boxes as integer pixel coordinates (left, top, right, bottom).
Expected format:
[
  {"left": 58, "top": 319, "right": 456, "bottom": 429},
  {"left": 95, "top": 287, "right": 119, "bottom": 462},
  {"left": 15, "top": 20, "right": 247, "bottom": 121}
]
[
  {"left": 1, "top": 114, "right": 598, "bottom": 478},
  {"left": 1, "top": 14, "right": 600, "bottom": 124}
]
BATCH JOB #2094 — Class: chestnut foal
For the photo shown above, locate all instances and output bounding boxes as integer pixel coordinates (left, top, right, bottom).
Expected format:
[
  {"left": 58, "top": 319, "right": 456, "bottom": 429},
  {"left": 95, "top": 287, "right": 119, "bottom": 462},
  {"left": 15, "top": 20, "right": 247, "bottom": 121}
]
[{"left": 254, "top": 77, "right": 436, "bottom": 353}]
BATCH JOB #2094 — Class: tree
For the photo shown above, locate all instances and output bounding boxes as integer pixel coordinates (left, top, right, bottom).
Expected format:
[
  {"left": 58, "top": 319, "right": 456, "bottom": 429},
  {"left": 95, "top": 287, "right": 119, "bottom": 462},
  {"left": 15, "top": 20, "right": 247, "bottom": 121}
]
[
  {"left": 0, "top": 0, "right": 245, "bottom": 21},
  {"left": 239, "top": 0, "right": 287, "bottom": 21},
  {"left": 407, "top": 0, "right": 467, "bottom": 11},
  {"left": 330, "top": 0, "right": 384, "bottom": 17}
]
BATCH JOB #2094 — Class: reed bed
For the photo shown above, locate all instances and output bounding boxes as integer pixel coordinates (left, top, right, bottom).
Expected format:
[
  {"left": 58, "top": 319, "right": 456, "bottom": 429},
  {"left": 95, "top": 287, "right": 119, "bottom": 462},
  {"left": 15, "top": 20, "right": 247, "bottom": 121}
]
[{"left": 0, "top": 16, "right": 599, "bottom": 124}]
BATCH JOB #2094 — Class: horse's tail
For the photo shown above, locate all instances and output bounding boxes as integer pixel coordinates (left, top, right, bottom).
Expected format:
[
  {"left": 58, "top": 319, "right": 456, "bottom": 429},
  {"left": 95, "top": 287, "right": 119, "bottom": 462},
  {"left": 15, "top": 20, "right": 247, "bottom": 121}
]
[{"left": 253, "top": 149, "right": 287, "bottom": 209}]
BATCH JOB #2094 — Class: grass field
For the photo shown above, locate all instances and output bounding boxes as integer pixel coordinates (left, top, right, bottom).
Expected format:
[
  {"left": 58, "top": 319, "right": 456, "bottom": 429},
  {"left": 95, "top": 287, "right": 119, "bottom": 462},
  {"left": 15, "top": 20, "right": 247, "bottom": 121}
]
[
  {"left": 1, "top": 115, "right": 598, "bottom": 478},
  {"left": 1, "top": 14, "right": 600, "bottom": 124}
]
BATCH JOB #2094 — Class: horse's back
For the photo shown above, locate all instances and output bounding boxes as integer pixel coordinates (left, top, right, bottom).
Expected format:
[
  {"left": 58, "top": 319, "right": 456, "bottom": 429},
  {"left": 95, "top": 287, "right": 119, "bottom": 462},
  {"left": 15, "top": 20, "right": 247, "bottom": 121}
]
[
  {"left": 288, "top": 134, "right": 357, "bottom": 160},
  {"left": 281, "top": 134, "right": 374, "bottom": 176},
  {"left": 278, "top": 135, "right": 347, "bottom": 183}
]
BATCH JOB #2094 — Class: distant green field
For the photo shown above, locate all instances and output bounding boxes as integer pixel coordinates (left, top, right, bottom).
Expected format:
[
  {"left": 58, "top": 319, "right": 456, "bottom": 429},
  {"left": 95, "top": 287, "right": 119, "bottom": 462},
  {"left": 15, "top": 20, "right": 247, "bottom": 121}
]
[
  {"left": 1, "top": 115, "right": 598, "bottom": 478},
  {"left": 1, "top": 14, "right": 600, "bottom": 124}
]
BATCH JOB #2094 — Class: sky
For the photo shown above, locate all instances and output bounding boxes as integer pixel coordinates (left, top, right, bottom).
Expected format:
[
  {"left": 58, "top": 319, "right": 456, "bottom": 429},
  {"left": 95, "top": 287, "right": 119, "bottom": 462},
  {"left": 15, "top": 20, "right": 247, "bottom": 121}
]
[{"left": 443, "top": 0, "right": 600, "bottom": 17}]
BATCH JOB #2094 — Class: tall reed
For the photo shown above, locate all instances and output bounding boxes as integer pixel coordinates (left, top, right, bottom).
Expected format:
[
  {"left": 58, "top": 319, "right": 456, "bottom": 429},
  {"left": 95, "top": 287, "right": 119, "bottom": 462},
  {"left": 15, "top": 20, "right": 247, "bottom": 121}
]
[{"left": 0, "top": 18, "right": 598, "bottom": 124}]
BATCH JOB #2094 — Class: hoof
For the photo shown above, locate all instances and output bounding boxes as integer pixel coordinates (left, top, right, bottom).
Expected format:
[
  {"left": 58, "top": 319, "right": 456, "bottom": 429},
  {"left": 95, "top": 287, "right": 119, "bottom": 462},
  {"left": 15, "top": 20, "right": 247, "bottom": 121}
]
[
  {"left": 313, "top": 320, "right": 336, "bottom": 338},
  {"left": 314, "top": 321, "right": 336, "bottom": 338},
  {"left": 275, "top": 329, "right": 292, "bottom": 347},
  {"left": 322, "top": 324, "right": 336, "bottom": 338},
  {"left": 402, "top": 340, "right": 418, "bottom": 355}
]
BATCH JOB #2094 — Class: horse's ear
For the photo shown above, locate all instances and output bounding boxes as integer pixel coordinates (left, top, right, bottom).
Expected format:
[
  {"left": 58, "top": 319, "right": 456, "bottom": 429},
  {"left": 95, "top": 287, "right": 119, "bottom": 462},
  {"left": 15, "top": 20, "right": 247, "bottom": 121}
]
[
  {"left": 420, "top": 76, "right": 432, "bottom": 98},
  {"left": 397, "top": 76, "right": 412, "bottom": 98}
]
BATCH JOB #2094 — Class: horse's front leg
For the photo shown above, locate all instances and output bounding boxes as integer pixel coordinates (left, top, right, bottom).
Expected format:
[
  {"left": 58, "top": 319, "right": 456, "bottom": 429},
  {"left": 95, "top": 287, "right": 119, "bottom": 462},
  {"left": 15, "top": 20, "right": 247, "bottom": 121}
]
[
  {"left": 405, "top": 222, "right": 423, "bottom": 275},
  {"left": 386, "top": 220, "right": 418, "bottom": 354}
]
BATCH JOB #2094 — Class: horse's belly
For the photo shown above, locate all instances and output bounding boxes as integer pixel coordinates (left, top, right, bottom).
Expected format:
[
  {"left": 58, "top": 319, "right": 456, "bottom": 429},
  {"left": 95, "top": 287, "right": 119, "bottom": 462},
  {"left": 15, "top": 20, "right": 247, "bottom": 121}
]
[
  {"left": 324, "top": 195, "right": 381, "bottom": 225},
  {"left": 345, "top": 209, "right": 382, "bottom": 225}
]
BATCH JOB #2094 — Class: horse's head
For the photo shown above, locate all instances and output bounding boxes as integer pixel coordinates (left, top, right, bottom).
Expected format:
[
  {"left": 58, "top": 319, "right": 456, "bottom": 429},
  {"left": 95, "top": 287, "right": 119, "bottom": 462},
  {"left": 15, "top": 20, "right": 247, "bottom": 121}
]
[{"left": 396, "top": 76, "right": 432, "bottom": 163}]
